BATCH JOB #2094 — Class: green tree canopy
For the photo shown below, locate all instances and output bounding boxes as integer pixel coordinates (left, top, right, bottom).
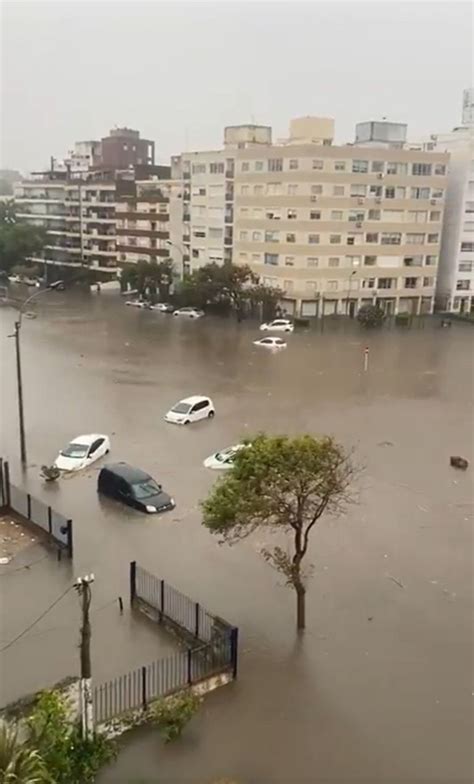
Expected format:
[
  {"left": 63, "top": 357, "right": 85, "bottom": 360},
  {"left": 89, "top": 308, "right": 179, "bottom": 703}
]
[
  {"left": 0, "top": 202, "right": 47, "bottom": 274},
  {"left": 202, "top": 434, "right": 356, "bottom": 630},
  {"left": 357, "top": 303, "right": 385, "bottom": 328}
]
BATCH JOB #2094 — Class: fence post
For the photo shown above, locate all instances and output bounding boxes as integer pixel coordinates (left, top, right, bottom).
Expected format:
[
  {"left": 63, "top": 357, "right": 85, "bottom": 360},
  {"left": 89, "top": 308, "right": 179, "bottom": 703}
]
[
  {"left": 130, "top": 561, "right": 137, "bottom": 605},
  {"left": 4, "top": 461, "right": 11, "bottom": 508},
  {"left": 230, "top": 627, "right": 239, "bottom": 679},
  {"left": 187, "top": 648, "right": 193, "bottom": 685},
  {"left": 27, "top": 493, "right": 31, "bottom": 520},
  {"left": 66, "top": 520, "right": 73, "bottom": 559},
  {"left": 0, "top": 458, "right": 4, "bottom": 507},
  {"left": 47, "top": 506, "right": 52, "bottom": 534},
  {"left": 160, "top": 579, "right": 165, "bottom": 620},
  {"left": 141, "top": 666, "right": 147, "bottom": 711},
  {"left": 194, "top": 602, "right": 200, "bottom": 638}
]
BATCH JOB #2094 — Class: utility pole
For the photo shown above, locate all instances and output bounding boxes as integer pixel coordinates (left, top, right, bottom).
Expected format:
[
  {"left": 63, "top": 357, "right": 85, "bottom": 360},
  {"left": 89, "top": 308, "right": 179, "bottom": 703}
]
[
  {"left": 13, "top": 321, "right": 26, "bottom": 465},
  {"left": 75, "top": 574, "right": 95, "bottom": 738}
]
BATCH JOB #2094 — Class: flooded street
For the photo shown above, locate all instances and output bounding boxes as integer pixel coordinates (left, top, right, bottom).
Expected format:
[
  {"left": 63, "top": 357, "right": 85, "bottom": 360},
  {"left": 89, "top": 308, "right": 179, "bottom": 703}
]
[{"left": 0, "top": 291, "right": 472, "bottom": 783}]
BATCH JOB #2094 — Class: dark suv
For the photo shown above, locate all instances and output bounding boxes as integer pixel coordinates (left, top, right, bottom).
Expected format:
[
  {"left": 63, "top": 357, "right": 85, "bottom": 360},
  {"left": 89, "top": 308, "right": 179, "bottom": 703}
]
[{"left": 98, "top": 463, "right": 175, "bottom": 514}]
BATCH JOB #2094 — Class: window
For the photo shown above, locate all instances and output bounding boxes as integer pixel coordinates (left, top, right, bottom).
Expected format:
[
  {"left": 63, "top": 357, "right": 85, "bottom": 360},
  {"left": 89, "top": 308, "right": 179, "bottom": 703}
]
[
  {"left": 311, "top": 184, "right": 323, "bottom": 195},
  {"left": 460, "top": 242, "right": 474, "bottom": 252},
  {"left": 265, "top": 231, "right": 279, "bottom": 242},
  {"left": 331, "top": 210, "right": 343, "bottom": 220},
  {"left": 288, "top": 184, "right": 299, "bottom": 196},
  {"left": 423, "top": 277, "right": 434, "bottom": 287},
  {"left": 412, "top": 163, "right": 432, "bottom": 176},
  {"left": 305, "top": 281, "right": 318, "bottom": 293},
  {"left": 253, "top": 208, "right": 263, "bottom": 218},
  {"left": 307, "top": 257, "right": 319, "bottom": 267},
  {"left": 255, "top": 161, "right": 264, "bottom": 171},
  {"left": 192, "top": 163, "right": 206, "bottom": 174},
  {"left": 266, "top": 209, "right": 281, "bottom": 220},
  {"left": 268, "top": 158, "right": 283, "bottom": 172},
  {"left": 210, "top": 162, "right": 225, "bottom": 174},
  {"left": 192, "top": 248, "right": 199, "bottom": 258},
  {"left": 411, "top": 187, "right": 430, "bottom": 199},
  {"left": 459, "top": 261, "right": 473, "bottom": 272},
  {"left": 368, "top": 209, "right": 381, "bottom": 220},
  {"left": 254, "top": 184, "right": 264, "bottom": 195},
  {"left": 384, "top": 210, "right": 403, "bottom": 222},
  {"left": 387, "top": 162, "right": 408, "bottom": 175},
  {"left": 193, "top": 229, "right": 206, "bottom": 238},
  {"left": 431, "top": 189, "right": 444, "bottom": 199},
  {"left": 362, "top": 277, "right": 376, "bottom": 288},
  {"left": 286, "top": 233, "right": 296, "bottom": 243},
  {"left": 427, "top": 233, "right": 439, "bottom": 243},
  {"left": 385, "top": 187, "right": 395, "bottom": 199},
  {"left": 312, "top": 159, "right": 324, "bottom": 170},
  {"left": 209, "top": 227, "right": 222, "bottom": 238},
  {"left": 429, "top": 211, "right": 441, "bottom": 221},
  {"left": 434, "top": 163, "right": 446, "bottom": 175},
  {"left": 366, "top": 233, "right": 379, "bottom": 243},
  {"left": 267, "top": 182, "right": 282, "bottom": 195},
  {"left": 241, "top": 185, "right": 249, "bottom": 195},
  {"left": 209, "top": 184, "right": 223, "bottom": 196},
  {"left": 328, "top": 257, "right": 340, "bottom": 267},
  {"left": 364, "top": 256, "right": 377, "bottom": 266},
  {"left": 371, "top": 161, "right": 384, "bottom": 173},
  {"left": 378, "top": 278, "right": 394, "bottom": 289},
  {"left": 252, "top": 253, "right": 261, "bottom": 262},
  {"left": 456, "top": 279, "right": 471, "bottom": 290},
  {"left": 289, "top": 159, "right": 299, "bottom": 170},
  {"left": 240, "top": 207, "right": 249, "bottom": 217},
  {"left": 252, "top": 231, "right": 262, "bottom": 241},
  {"left": 381, "top": 232, "right": 401, "bottom": 245},
  {"left": 404, "top": 277, "right": 418, "bottom": 289},
  {"left": 330, "top": 234, "right": 341, "bottom": 244},
  {"left": 404, "top": 255, "right": 422, "bottom": 267},
  {"left": 349, "top": 210, "right": 364, "bottom": 222},
  {"left": 333, "top": 185, "right": 345, "bottom": 196},
  {"left": 352, "top": 160, "right": 369, "bottom": 173},
  {"left": 241, "top": 162, "right": 250, "bottom": 172},
  {"left": 239, "top": 252, "right": 248, "bottom": 261},
  {"left": 310, "top": 211, "right": 321, "bottom": 220},
  {"left": 285, "top": 256, "right": 295, "bottom": 266},
  {"left": 334, "top": 161, "right": 346, "bottom": 171},
  {"left": 425, "top": 255, "right": 437, "bottom": 266},
  {"left": 240, "top": 230, "right": 248, "bottom": 240},
  {"left": 406, "top": 233, "right": 425, "bottom": 244},
  {"left": 407, "top": 210, "right": 427, "bottom": 223},
  {"left": 308, "top": 234, "right": 320, "bottom": 244},
  {"left": 264, "top": 253, "right": 279, "bottom": 266},
  {"left": 369, "top": 185, "right": 383, "bottom": 197},
  {"left": 350, "top": 184, "right": 367, "bottom": 197},
  {"left": 283, "top": 280, "right": 294, "bottom": 293},
  {"left": 287, "top": 209, "right": 297, "bottom": 219},
  {"left": 327, "top": 280, "right": 338, "bottom": 291}
]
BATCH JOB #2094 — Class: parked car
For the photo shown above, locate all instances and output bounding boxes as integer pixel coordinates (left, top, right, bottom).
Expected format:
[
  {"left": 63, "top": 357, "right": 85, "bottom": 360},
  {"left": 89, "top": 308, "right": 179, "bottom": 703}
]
[
  {"left": 98, "top": 462, "right": 175, "bottom": 514},
  {"left": 54, "top": 434, "right": 110, "bottom": 471},
  {"left": 149, "top": 302, "right": 174, "bottom": 313},
  {"left": 165, "top": 395, "right": 215, "bottom": 425},
  {"left": 253, "top": 336, "right": 287, "bottom": 349},
  {"left": 259, "top": 319, "right": 294, "bottom": 333},
  {"left": 125, "top": 299, "right": 148, "bottom": 308},
  {"left": 203, "top": 444, "right": 245, "bottom": 470},
  {"left": 173, "top": 307, "right": 204, "bottom": 318}
]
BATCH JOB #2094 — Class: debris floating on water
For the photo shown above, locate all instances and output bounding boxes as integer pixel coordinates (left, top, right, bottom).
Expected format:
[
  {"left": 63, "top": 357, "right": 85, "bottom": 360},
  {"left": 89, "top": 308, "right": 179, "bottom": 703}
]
[
  {"left": 450, "top": 456, "right": 468, "bottom": 470},
  {"left": 387, "top": 574, "right": 405, "bottom": 589}
]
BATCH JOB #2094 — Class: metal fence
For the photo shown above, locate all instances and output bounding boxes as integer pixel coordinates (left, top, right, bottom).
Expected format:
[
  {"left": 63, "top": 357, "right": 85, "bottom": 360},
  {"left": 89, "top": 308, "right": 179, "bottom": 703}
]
[{"left": 1, "top": 459, "right": 73, "bottom": 557}]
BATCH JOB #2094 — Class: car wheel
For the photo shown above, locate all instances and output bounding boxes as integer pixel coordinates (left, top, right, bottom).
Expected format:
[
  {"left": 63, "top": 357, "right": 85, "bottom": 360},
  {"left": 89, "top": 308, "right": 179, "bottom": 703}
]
[
  {"left": 184, "top": 419, "right": 190, "bottom": 425},
  {"left": 208, "top": 410, "right": 215, "bottom": 418}
]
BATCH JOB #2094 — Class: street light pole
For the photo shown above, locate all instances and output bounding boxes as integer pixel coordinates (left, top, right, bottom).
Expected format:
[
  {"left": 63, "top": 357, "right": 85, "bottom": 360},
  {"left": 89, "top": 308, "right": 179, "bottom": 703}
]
[
  {"left": 75, "top": 574, "right": 95, "bottom": 738},
  {"left": 345, "top": 269, "right": 357, "bottom": 316}
]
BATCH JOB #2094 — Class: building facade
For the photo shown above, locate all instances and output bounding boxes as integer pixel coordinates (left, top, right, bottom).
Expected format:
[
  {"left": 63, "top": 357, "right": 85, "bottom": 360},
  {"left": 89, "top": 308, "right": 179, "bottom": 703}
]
[{"left": 116, "top": 176, "right": 171, "bottom": 266}]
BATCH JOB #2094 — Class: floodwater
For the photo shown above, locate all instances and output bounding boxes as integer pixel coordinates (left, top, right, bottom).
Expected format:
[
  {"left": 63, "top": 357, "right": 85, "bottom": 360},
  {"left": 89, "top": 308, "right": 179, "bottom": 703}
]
[{"left": 0, "top": 291, "right": 472, "bottom": 784}]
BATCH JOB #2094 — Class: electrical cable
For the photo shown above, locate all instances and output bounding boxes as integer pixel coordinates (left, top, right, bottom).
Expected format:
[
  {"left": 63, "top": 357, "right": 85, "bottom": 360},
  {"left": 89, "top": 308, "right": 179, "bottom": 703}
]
[{"left": 0, "top": 584, "right": 74, "bottom": 653}]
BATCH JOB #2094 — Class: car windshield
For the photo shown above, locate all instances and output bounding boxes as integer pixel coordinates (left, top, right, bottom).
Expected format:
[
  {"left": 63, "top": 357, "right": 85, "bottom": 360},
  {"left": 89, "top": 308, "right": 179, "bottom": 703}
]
[
  {"left": 60, "top": 443, "right": 89, "bottom": 459},
  {"left": 215, "top": 448, "right": 234, "bottom": 463},
  {"left": 132, "top": 479, "right": 162, "bottom": 499},
  {"left": 171, "top": 402, "right": 191, "bottom": 414}
]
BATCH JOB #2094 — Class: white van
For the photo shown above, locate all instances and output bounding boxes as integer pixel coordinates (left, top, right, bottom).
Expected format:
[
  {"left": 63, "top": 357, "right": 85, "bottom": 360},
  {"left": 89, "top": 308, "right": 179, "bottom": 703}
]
[{"left": 164, "top": 396, "right": 215, "bottom": 425}]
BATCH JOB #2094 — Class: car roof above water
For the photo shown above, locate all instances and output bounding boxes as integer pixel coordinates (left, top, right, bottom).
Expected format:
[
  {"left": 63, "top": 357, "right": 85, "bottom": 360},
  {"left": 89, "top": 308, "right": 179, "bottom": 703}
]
[
  {"left": 178, "top": 395, "right": 210, "bottom": 405},
  {"left": 101, "top": 462, "right": 151, "bottom": 483}
]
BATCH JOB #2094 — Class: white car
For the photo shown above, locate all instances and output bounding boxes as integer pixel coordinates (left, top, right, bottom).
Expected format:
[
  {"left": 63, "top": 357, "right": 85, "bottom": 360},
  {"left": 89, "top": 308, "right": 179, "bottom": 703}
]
[
  {"left": 173, "top": 307, "right": 204, "bottom": 318},
  {"left": 260, "top": 319, "right": 294, "bottom": 333},
  {"left": 149, "top": 302, "right": 173, "bottom": 312},
  {"left": 54, "top": 434, "right": 110, "bottom": 471},
  {"left": 165, "top": 396, "right": 215, "bottom": 425},
  {"left": 253, "top": 336, "right": 287, "bottom": 349},
  {"left": 203, "top": 444, "right": 245, "bottom": 470},
  {"left": 125, "top": 299, "right": 148, "bottom": 308}
]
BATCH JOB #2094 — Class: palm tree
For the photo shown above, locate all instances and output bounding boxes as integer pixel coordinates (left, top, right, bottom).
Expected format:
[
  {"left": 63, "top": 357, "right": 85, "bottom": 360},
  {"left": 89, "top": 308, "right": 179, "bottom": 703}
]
[{"left": 0, "top": 724, "right": 49, "bottom": 783}]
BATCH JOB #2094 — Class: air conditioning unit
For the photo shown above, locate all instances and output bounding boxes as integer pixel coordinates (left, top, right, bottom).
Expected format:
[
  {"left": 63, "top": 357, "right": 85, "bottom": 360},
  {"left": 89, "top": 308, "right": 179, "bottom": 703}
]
[
  {"left": 376, "top": 173, "right": 384, "bottom": 179},
  {"left": 357, "top": 198, "right": 364, "bottom": 205},
  {"left": 375, "top": 198, "right": 382, "bottom": 204}
]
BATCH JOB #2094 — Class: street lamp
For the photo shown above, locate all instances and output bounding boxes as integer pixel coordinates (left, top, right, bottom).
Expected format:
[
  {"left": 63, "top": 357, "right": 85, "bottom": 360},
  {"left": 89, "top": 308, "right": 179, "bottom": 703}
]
[
  {"left": 165, "top": 240, "right": 186, "bottom": 280},
  {"left": 345, "top": 269, "right": 358, "bottom": 316},
  {"left": 8, "top": 281, "right": 63, "bottom": 466}
]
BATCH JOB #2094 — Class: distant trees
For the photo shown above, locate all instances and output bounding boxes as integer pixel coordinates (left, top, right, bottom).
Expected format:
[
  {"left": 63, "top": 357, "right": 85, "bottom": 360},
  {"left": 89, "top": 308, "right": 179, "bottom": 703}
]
[
  {"left": 356, "top": 303, "right": 385, "bottom": 328},
  {"left": 120, "top": 259, "right": 174, "bottom": 301},
  {"left": 0, "top": 200, "right": 47, "bottom": 273}
]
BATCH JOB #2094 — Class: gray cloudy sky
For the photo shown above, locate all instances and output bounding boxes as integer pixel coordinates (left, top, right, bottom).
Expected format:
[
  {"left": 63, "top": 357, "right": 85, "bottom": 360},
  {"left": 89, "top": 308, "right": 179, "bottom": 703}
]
[{"left": 1, "top": 0, "right": 472, "bottom": 172}]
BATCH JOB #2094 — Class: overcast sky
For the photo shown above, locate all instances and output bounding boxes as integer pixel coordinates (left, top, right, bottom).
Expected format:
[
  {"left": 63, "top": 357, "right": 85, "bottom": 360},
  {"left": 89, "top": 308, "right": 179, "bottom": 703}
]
[{"left": 1, "top": 0, "right": 472, "bottom": 173}]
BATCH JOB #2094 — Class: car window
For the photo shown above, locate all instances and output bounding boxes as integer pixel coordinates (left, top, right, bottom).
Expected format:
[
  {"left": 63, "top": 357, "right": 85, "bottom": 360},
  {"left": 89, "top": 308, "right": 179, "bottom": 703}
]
[
  {"left": 132, "top": 479, "right": 161, "bottom": 499},
  {"left": 193, "top": 400, "right": 208, "bottom": 412},
  {"left": 90, "top": 438, "right": 104, "bottom": 454},
  {"left": 262, "top": 338, "right": 271, "bottom": 344},
  {"left": 61, "top": 442, "right": 89, "bottom": 458},
  {"left": 116, "top": 477, "right": 131, "bottom": 495},
  {"left": 172, "top": 402, "right": 191, "bottom": 414}
]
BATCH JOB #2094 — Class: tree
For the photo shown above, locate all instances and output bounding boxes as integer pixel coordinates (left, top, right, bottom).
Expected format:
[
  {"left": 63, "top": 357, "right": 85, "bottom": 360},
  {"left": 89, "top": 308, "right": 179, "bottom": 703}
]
[
  {"left": 0, "top": 198, "right": 17, "bottom": 224},
  {"left": 357, "top": 303, "right": 385, "bottom": 328},
  {"left": 202, "top": 434, "right": 356, "bottom": 631},
  {"left": 0, "top": 214, "right": 47, "bottom": 274},
  {"left": 120, "top": 259, "right": 173, "bottom": 300},
  {"left": 0, "top": 724, "right": 49, "bottom": 783}
]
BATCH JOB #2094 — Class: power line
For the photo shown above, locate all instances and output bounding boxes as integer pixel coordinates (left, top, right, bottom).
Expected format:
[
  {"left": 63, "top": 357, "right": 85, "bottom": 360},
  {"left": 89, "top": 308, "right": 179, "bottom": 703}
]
[
  {"left": 0, "top": 584, "right": 74, "bottom": 653},
  {"left": 0, "top": 554, "right": 48, "bottom": 577}
]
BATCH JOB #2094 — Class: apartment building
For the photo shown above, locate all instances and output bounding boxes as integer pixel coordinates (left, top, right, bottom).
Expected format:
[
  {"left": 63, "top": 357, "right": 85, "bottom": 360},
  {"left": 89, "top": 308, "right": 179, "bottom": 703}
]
[
  {"left": 115, "top": 170, "right": 171, "bottom": 265},
  {"left": 233, "top": 118, "right": 449, "bottom": 317}
]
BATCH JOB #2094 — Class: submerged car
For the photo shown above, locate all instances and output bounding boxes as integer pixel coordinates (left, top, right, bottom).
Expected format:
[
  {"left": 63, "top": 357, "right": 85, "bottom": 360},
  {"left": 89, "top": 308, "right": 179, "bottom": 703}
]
[
  {"left": 98, "top": 463, "right": 175, "bottom": 514},
  {"left": 173, "top": 307, "right": 204, "bottom": 318},
  {"left": 259, "top": 318, "right": 294, "bottom": 333},
  {"left": 165, "top": 396, "right": 215, "bottom": 425},
  {"left": 149, "top": 302, "right": 174, "bottom": 313},
  {"left": 54, "top": 434, "right": 110, "bottom": 471},
  {"left": 125, "top": 299, "right": 148, "bottom": 308},
  {"left": 203, "top": 444, "right": 245, "bottom": 470},
  {"left": 253, "top": 336, "right": 287, "bottom": 349}
]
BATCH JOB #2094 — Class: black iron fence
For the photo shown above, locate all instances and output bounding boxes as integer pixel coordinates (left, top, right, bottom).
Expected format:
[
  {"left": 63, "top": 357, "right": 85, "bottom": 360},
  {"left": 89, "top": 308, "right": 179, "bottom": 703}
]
[
  {"left": 93, "top": 563, "right": 238, "bottom": 725},
  {"left": 0, "top": 459, "right": 73, "bottom": 558}
]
